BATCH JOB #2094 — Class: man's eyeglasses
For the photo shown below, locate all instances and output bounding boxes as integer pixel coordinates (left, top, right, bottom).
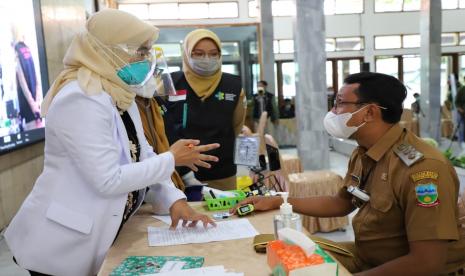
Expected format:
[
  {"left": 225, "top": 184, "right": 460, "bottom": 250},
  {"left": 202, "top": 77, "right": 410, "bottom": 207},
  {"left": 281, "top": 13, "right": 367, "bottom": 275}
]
[
  {"left": 191, "top": 50, "right": 221, "bottom": 59},
  {"left": 333, "top": 99, "right": 367, "bottom": 109}
]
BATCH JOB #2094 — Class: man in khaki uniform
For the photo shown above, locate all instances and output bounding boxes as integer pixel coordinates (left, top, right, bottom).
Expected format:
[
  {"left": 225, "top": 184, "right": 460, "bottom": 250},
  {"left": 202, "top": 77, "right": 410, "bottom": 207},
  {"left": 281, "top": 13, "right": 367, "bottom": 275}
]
[{"left": 234, "top": 72, "right": 465, "bottom": 275}]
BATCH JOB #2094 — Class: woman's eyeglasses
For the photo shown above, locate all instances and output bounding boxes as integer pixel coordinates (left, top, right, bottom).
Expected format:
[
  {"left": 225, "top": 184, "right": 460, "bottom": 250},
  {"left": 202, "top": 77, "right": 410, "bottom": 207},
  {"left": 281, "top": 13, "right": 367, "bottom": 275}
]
[{"left": 191, "top": 50, "right": 221, "bottom": 59}]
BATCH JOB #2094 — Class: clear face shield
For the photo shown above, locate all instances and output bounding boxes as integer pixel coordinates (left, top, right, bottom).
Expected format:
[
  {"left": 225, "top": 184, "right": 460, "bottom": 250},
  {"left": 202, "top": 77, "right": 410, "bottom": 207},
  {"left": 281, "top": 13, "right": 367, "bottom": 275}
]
[
  {"left": 152, "top": 46, "right": 177, "bottom": 97},
  {"left": 97, "top": 41, "right": 178, "bottom": 98}
]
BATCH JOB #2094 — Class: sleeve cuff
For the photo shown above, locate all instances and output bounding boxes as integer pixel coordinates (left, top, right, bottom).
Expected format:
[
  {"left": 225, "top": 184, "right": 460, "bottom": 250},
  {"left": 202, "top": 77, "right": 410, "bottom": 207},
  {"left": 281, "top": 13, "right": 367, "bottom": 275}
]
[{"left": 145, "top": 181, "right": 186, "bottom": 215}]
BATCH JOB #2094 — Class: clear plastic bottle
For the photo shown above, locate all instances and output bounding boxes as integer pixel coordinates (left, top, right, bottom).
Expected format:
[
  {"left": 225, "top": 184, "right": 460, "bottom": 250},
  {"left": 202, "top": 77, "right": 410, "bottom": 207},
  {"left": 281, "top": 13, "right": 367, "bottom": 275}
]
[{"left": 273, "top": 192, "right": 302, "bottom": 239}]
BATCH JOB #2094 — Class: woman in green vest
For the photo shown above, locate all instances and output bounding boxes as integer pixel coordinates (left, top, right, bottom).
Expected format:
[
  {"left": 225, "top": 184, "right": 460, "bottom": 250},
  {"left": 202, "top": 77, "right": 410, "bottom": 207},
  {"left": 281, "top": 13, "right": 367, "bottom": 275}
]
[{"left": 161, "top": 29, "right": 247, "bottom": 191}]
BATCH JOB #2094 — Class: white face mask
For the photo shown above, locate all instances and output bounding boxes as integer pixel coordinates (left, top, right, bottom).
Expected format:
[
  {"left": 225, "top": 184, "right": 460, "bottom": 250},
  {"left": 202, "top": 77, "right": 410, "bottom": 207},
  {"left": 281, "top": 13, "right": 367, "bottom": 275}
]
[
  {"left": 323, "top": 105, "right": 369, "bottom": 139},
  {"left": 188, "top": 57, "right": 221, "bottom": 76},
  {"left": 130, "top": 76, "right": 157, "bottom": 98}
]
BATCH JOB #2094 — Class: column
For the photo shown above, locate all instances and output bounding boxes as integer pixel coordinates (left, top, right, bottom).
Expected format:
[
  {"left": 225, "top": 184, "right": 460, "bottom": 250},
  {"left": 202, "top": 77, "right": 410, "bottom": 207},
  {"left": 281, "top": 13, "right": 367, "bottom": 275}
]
[
  {"left": 259, "top": 0, "right": 276, "bottom": 94},
  {"left": 361, "top": 0, "right": 375, "bottom": 71},
  {"left": 419, "top": 0, "right": 441, "bottom": 141},
  {"left": 293, "top": 0, "right": 329, "bottom": 170}
]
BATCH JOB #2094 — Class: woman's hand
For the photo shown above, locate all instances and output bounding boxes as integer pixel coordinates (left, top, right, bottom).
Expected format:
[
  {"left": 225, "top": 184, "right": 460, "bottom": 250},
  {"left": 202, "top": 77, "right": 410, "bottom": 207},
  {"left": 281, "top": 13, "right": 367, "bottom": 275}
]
[
  {"left": 169, "top": 199, "right": 216, "bottom": 230},
  {"left": 169, "top": 139, "right": 220, "bottom": 171}
]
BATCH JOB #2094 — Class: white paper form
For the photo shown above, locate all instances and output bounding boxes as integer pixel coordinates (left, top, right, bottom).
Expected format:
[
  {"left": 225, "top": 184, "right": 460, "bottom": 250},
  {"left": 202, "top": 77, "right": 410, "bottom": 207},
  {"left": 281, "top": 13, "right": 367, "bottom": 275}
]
[
  {"left": 152, "top": 215, "right": 172, "bottom": 225},
  {"left": 147, "top": 218, "right": 259, "bottom": 246}
]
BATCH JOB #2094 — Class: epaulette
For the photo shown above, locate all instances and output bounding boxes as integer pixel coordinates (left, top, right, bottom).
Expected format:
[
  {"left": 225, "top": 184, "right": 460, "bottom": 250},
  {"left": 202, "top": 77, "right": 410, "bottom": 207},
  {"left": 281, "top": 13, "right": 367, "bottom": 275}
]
[{"left": 393, "top": 143, "right": 423, "bottom": 167}]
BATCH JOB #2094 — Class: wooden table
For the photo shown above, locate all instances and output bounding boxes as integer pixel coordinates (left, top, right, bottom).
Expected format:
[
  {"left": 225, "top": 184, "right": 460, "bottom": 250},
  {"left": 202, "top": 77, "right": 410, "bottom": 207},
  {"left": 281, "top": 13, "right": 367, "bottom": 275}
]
[{"left": 98, "top": 203, "right": 351, "bottom": 276}]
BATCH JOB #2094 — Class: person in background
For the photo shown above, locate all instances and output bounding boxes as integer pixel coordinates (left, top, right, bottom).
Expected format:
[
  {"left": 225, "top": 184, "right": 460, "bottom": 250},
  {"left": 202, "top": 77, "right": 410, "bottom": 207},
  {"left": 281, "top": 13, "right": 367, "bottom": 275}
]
[
  {"left": 410, "top": 93, "right": 424, "bottom": 119},
  {"left": 159, "top": 29, "right": 246, "bottom": 191},
  {"left": 5, "top": 10, "right": 219, "bottom": 276},
  {"left": 252, "top": 80, "right": 276, "bottom": 128},
  {"left": 455, "top": 84, "right": 465, "bottom": 148},
  {"left": 279, "top": 98, "right": 295, "bottom": 118},
  {"left": 0, "top": 64, "right": 4, "bottom": 100},
  {"left": 234, "top": 72, "right": 465, "bottom": 275},
  {"left": 14, "top": 35, "right": 43, "bottom": 130},
  {"left": 135, "top": 96, "right": 186, "bottom": 191}
]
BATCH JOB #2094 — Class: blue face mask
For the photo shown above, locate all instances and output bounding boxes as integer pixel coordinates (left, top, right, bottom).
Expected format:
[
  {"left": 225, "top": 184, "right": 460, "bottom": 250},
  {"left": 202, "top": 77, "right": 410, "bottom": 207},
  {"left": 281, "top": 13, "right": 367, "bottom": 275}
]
[{"left": 117, "top": 60, "right": 151, "bottom": 85}]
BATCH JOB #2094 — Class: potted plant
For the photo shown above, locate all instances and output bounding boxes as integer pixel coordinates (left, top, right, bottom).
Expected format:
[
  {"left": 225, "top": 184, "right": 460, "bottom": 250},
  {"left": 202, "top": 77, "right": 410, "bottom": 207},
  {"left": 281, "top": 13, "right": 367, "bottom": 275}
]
[{"left": 443, "top": 148, "right": 465, "bottom": 195}]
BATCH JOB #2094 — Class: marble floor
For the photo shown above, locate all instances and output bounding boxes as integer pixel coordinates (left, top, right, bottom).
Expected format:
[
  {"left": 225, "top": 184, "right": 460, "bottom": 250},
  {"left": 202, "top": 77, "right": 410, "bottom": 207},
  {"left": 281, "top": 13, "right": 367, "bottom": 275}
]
[{"left": 0, "top": 148, "right": 353, "bottom": 275}]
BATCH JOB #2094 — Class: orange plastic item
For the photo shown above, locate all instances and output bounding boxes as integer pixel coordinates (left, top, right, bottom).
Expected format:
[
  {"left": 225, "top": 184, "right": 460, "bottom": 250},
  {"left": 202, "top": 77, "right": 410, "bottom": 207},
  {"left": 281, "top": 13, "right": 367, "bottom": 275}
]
[{"left": 267, "top": 240, "right": 324, "bottom": 275}]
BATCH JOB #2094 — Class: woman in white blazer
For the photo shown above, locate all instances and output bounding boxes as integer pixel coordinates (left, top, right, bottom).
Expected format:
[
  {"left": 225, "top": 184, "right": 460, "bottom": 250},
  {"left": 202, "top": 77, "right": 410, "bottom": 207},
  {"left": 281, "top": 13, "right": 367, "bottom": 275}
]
[{"left": 5, "top": 9, "right": 218, "bottom": 276}]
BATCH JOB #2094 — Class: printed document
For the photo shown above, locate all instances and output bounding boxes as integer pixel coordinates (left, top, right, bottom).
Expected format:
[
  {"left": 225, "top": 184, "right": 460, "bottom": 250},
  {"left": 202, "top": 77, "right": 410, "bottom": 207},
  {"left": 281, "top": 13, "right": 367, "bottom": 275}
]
[{"left": 147, "top": 218, "right": 259, "bottom": 246}]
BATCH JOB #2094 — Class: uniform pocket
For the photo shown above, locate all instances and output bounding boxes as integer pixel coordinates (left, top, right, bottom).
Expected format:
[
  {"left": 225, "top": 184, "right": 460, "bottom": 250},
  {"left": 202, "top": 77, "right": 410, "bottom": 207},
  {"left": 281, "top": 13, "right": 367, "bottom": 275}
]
[
  {"left": 46, "top": 202, "right": 93, "bottom": 234},
  {"left": 370, "top": 194, "right": 393, "bottom": 213}
]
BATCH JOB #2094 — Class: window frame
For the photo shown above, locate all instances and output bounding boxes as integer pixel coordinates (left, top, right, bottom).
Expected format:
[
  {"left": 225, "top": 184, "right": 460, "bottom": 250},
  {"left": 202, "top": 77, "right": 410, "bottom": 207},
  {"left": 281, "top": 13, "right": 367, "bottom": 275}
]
[
  {"left": 374, "top": 35, "right": 402, "bottom": 50},
  {"left": 120, "top": 1, "right": 240, "bottom": 20},
  {"left": 248, "top": 0, "right": 364, "bottom": 18},
  {"left": 374, "top": 0, "right": 465, "bottom": 13},
  {"left": 335, "top": 36, "right": 365, "bottom": 51},
  {"left": 274, "top": 57, "right": 364, "bottom": 108}
]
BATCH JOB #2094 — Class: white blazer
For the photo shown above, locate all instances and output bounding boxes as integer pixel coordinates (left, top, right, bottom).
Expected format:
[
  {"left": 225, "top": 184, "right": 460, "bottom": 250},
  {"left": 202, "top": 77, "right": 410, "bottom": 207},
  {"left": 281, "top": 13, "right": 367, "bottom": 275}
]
[{"left": 5, "top": 81, "right": 185, "bottom": 276}]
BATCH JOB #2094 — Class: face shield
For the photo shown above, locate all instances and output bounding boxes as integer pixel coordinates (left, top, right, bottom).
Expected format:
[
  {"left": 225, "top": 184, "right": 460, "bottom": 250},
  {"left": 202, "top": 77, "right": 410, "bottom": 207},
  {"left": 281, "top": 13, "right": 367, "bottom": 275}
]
[
  {"left": 152, "top": 46, "right": 177, "bottom": 96},
  {"left": 89, "top": 35, "right": 178, "bottom": 98},
  {"left": 108, "top": 44, "right": 158, "bottom": 98},
  {"left": 115, "top": 45, "right": 178, "bottom": 97}
]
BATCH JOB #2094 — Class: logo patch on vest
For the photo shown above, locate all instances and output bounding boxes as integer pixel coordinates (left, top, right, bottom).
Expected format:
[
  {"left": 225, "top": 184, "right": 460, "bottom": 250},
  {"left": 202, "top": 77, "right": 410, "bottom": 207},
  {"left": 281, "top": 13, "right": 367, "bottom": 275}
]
[
  {"left": 215, "top": 91, "right": 236, "bottom": 102},
  {"left": 415, "top": 183, "right": 439, "bottom": 207},
  {"left": 158, "top": 104, "right": 167, "bottom": 116}
]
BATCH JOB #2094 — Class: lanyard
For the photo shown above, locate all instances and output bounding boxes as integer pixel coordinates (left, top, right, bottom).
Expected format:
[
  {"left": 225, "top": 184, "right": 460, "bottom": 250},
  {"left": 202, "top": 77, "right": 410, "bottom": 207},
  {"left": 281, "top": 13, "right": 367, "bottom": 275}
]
[
  {"left": 351, "top": 157, "right": 375, "bottom": 191},
  {"left": 360, "top": 165, "right": 374, "bottom": 191},
  {"left": 182, "top": 102, "right": 187, "bottom": 129}
]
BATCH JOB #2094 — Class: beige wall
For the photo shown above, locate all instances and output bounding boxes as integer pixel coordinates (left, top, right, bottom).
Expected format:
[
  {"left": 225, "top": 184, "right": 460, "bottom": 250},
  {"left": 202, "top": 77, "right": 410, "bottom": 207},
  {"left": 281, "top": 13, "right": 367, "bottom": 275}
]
[
  {"left": 0, "top": 142, "right": 44, "bottom": 229},
  {"left": 0, "top": 0, "right": 89, "bottom": 231},
  {"left": 41, "top": 0, "right": 87, "bottom": 83}
]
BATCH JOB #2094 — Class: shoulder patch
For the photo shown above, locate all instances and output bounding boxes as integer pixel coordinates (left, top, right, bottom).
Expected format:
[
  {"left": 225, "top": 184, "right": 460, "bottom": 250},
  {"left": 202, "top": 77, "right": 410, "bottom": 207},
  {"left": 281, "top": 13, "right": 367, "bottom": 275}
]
[
  {"left": 415, "top": 183, "right": 439, "bottom": 207},
  {"left": 410, "top": 171, "right": 438, "bottom": 182},
  {"left": 394, "top": 143, "right": 423, "bottom": 167}
]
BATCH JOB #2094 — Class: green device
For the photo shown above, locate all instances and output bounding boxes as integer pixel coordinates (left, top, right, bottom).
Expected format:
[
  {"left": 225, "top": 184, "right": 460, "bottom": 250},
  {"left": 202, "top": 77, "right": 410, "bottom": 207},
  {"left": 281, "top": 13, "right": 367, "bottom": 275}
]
[{"left": 237, "top": 204, "right": 255, "bottom": 216}]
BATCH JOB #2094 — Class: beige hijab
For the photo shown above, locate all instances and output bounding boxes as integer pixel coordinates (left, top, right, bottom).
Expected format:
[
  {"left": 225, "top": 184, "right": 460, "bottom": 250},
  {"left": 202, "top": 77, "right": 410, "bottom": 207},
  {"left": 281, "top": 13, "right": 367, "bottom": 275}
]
[
  {"left": 182, "top": 29, "right": 222, "bottom": 101},
  {"left": 41, "top": 9, "right": 159, "bottom": 116}
]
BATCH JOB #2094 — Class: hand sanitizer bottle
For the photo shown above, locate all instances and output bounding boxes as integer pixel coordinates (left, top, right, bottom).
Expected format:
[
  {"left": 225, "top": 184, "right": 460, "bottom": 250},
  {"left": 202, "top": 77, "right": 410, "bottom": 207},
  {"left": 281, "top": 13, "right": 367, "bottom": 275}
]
[{"left": 273, "top": 192, "right": 302, "bottom": 239}]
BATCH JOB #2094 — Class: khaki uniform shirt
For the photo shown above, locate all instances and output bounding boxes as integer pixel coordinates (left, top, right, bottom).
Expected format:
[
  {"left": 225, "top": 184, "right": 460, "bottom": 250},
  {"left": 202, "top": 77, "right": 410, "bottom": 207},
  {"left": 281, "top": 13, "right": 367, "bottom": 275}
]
[{"left": 339, "top": 124, "right": 465, "bottom": 273}]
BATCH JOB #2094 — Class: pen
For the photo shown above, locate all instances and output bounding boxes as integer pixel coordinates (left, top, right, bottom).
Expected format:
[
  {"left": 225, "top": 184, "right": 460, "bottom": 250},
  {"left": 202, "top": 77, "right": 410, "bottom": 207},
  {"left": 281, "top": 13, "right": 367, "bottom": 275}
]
[{"left": 209, "top": 190, "right": 216, "bottom": 199}]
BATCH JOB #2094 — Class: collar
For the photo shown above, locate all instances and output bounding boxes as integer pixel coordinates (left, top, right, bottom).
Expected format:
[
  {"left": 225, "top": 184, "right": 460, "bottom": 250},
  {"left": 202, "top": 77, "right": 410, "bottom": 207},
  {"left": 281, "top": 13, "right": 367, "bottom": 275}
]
[{"left": 365, "top": 124, "right": 403, "bottom": 162}]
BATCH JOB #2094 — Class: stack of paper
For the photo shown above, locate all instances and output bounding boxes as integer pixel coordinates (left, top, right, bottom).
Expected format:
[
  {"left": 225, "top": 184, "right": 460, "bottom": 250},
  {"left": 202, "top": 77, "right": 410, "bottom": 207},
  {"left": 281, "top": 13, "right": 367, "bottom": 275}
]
[
  {"left": 145, "top": 265, "right": 243, "bottom": 276},
  {"left": 147, "top": 218, "right": 259, "bottom": 246}
]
